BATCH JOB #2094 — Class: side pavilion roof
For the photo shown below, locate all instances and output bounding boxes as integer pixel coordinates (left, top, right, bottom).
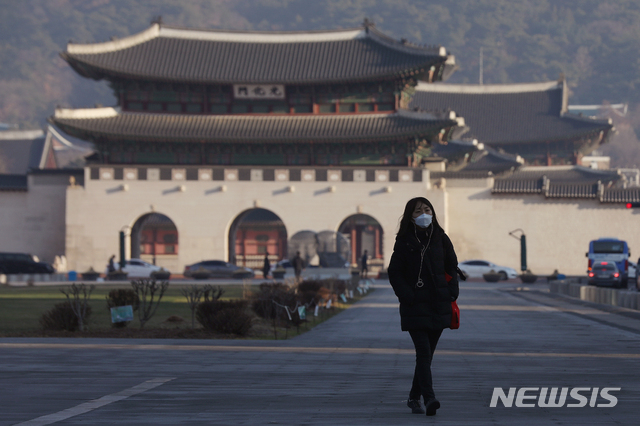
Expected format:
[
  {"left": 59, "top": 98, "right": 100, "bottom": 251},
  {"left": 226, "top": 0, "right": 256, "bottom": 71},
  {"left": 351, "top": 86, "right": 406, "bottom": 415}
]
[
  {"left": 410, "top": 81, "right": 613, "bottom": 145},
  {"left": 61, "top": 23, "right": 451, "bottom": 84},
  {"left": 50, "top": 108, "right": 458, "bottom": 143}
]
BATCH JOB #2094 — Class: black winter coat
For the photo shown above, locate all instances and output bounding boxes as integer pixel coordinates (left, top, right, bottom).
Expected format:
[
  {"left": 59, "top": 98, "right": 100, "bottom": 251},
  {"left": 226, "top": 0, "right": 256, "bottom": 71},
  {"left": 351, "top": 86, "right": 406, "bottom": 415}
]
[{"left": 388, "top": 226, "right": 459, "bottom": 331}]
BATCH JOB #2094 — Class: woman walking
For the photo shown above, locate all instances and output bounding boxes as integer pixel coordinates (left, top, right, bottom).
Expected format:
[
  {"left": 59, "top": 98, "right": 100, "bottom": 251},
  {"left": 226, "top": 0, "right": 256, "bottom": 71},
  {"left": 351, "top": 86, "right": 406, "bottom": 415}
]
[{"left": 388, "top": 197, "right": 460, "bottom": 416}]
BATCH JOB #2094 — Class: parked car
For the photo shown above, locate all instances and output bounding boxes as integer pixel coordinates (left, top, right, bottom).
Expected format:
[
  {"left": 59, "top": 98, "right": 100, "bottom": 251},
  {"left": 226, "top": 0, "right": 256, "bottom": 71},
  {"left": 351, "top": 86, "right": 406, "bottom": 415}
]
[
  {"left": 183, "top": 260, "right": 254, "bottom": 279},
  {"left": 271, "top": 259, "right": 292, "bottom": 270},
  {"left": 458, "top": 260, "right": 518, "bottom": 280},
  {"left": 104, "top": 259, "right": 166, "bottom": 278},
  {"left": 0, "top": 252, "right": 54, "bottom": 274},
  {"left": 588, "top": 261, "right": 624, "bottom": 288}
]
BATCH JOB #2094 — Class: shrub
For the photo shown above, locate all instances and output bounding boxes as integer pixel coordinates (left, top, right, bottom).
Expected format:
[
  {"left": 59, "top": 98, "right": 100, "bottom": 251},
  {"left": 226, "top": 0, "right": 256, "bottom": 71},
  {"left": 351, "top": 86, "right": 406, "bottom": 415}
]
[
  {"left": 60, "top": 283, "right": 94, "bottom": 331},
  {"left": 131, "top": 279, "right": 169, "bottom": 328},
  {"left": 105, "top": 289, "right": 139, "bottom": 328},
  {"left": 40, "top": 302, "right": 93, "bottom": 332},
  {"left": 251, "top": 283, "right": 297, "bottom": 321},
  {"left": 297, "top": 280, "right": 325, "bottom": 307},
  {"left": 196, "top": 300, "right": 252, "bottom": 336}
]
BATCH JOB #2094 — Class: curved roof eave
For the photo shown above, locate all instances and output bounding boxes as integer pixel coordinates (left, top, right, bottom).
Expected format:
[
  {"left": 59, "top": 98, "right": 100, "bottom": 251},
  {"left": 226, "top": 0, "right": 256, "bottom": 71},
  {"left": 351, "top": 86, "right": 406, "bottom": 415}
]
[
  {"left": 415, "top": 80, "right": 562, "bottom": 94},
  {"left": 483, "top": 126, "right": 611, "bottom": 146},
  {"left": 62, "top": 56, "right": 445, "bottom": 85},
  {"left": 61, "top": 23, "right": 449, "bottom": 85},
  {"left": 50, "top": 108, "right": 456, "bottom": 144},
  {"left": 65, "top": 23, "right": 445, "bottom": 56}
]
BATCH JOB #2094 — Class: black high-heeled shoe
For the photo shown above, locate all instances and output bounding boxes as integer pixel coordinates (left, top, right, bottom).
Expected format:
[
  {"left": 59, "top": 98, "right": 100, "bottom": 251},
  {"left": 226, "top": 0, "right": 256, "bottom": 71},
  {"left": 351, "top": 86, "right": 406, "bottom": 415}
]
[
  {"left": 425, "top": 399, "right": 440, "bottom": 416},
  {"left": 407, "top": 399, "right": 425, "bottom": 414}
]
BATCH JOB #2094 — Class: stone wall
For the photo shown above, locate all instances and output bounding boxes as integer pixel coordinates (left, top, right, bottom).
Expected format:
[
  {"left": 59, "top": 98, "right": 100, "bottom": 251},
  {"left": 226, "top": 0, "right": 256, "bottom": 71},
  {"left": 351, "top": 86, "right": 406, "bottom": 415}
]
[
  {"left": 65, "top": 167, "right": 443, "bottom": 272},
  {"left": 0, "top": 174, "right": 67, "bottom": 263},
  {"left": 445, "top": 178, "right": 640, "bottom": 276},
  {"left": 4, "top": 167, "right": 640, "bottom": 277}
]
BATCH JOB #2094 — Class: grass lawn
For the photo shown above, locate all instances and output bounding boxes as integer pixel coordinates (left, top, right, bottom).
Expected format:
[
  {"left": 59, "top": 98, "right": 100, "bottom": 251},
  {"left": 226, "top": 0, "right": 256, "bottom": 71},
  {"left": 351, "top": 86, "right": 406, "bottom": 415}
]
[{"left": 0, "top": 283, "right": 372, "bottom": 339}]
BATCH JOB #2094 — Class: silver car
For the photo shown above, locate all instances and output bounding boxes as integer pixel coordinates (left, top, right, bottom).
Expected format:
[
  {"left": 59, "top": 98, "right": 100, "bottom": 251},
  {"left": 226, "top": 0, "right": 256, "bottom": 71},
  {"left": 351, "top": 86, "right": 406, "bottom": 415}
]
[
  {"left": 104, "top": 258, "right": 166, "bottom": 278},
  {"left": 458, "top": 260, "right": 518, "bottom": 280}
]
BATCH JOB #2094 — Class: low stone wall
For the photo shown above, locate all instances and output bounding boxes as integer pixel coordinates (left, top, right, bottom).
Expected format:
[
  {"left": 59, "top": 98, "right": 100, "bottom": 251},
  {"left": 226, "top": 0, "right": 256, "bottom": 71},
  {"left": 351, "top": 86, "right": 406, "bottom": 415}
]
[
  {"left": 549, "top": 280, "right": 640, "bottom": 311},
  {"left": 0, "top": 273, "right": 68, "bottom": 285}
]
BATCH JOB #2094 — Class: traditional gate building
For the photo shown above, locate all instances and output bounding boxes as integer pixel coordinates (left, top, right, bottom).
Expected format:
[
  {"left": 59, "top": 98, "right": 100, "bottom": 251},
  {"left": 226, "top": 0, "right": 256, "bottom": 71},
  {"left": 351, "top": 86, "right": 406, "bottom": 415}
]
[{"left": 50, "top": 21, "right": 461, "bottom": 272}]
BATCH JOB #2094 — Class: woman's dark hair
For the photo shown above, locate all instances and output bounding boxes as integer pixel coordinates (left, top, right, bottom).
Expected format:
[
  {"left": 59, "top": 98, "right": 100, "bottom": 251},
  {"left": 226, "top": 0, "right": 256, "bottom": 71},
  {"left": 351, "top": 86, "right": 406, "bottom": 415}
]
[{"left": 397, "top": 197, "right": 442, "bottom": 236}]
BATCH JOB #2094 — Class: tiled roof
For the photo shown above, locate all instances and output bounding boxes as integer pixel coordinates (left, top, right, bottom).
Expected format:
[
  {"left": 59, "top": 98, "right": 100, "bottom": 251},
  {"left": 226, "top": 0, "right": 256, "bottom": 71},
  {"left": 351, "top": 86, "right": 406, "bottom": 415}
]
[
  {"left": 430, "top": 139, "right": 479, "bottom": 161},
  {"left": 62, "top": 24, "right": 450, "bottom": 84},
  {"left": 50, "top": 108, "right": 456, "bottom": 143},
  {"left": 461, "top": 149, "right": 523, "bottom": 174},
  {"left": 410, "top": 81, "right": 612, "bottom": 145},
  {"left": 430, "top": 170, "right": 494, "bottom": 180},
  {"left": 0, "top": 174, "right": 27, "bottom": 191},
  {"left": 601, "top": 187, "right": 640, "bottom": 203},
  {"left": 0, "top": 130, "right": 46, "bottom": 174},
  {"left": 492, "top": 166, "right": 631, "bottom": 200}
]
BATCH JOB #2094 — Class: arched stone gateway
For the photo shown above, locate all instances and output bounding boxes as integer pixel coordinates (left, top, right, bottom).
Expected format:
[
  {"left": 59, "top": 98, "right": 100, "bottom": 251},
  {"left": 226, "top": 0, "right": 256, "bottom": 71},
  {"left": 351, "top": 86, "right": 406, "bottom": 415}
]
[
  {"left": 130, "top": 213, "right": 178, "bottom": 267},
  {"left": 229, "top": 208, "right": 287, "bottom": 268},
  {"left": 287, "top": 230, "right": 350, "bottom": 268},
  {"left": 316, "top": 230, "right": 351, "bottom": 267},
  {"left": 288, "top": 230, "right": 317, "bottom": 266},
  {"left": 338, "top": 214, "right": 384, "bottom": 271}
]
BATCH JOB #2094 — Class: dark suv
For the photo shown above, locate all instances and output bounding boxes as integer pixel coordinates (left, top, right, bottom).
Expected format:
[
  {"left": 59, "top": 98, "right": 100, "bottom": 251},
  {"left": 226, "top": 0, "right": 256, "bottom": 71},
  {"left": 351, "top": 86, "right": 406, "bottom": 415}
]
[{"left": 0, "top": 252, "right": 54, "bottom": 274}]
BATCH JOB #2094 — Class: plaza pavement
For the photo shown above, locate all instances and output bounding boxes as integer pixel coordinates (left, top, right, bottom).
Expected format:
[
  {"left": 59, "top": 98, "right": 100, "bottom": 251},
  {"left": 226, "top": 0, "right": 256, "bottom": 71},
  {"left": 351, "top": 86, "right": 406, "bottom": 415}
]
[{"left": 1, "top": 280, "right": 639, "bottom": 425}]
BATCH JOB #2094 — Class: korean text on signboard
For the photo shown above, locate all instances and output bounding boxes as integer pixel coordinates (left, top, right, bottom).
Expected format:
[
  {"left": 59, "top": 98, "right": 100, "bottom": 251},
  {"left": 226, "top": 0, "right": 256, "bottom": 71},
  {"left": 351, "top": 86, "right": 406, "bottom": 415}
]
[{"left": 233, "top": 84, "right": 286, "bottom": 100}]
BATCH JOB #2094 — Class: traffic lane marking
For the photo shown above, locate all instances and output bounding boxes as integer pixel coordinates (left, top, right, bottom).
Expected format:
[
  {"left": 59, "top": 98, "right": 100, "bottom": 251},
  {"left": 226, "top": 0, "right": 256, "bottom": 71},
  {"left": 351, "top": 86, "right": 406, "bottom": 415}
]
[
  {"left": 353, "top": 303, "right": 605, "bottom": 315},
  {"left": 13, "top": 377, "right": 175, "bottom": 426},
  {"left": 1, "top": 343, "right": 638, "bottom": 359}
]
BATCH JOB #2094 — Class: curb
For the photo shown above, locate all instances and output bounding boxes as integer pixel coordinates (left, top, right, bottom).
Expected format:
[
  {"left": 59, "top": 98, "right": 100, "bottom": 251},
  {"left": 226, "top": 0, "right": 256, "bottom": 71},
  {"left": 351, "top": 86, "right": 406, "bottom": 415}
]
[{"left": 549, "top": 279, "right": 640, "bottom": 311}]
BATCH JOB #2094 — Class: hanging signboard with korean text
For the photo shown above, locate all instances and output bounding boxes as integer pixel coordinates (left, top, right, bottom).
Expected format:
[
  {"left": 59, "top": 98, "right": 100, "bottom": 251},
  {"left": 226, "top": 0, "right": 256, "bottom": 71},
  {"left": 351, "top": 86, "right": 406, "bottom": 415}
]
[{"left": 233, "top": 84, "right": 286, "bottom": 100}]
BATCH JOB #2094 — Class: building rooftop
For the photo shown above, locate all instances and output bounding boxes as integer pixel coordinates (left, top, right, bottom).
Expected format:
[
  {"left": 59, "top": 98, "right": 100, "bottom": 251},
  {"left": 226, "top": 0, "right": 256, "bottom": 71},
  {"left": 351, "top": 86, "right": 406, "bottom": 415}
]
[
  {"left": 62, "top": 23, "right": 453, "bottom": 84},
  {"left": 491, "top": 165, "right": 640, "bottom": 202},
  {"left": 0, "top": 129, "right": 50, "bottom": 175},
  {"left": 410, "top": 81, "right": 612, "bottom": 146}
]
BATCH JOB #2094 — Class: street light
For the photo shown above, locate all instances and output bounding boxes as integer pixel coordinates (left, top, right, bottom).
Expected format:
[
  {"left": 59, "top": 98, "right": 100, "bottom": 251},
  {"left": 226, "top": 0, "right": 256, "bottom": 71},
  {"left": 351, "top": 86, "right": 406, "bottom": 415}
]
[
  {"left": 509, "top": 229, "right": 527, "bottom": 273},
  {"left": 119, "top": 225, "right": 131, "bottom": 269}
]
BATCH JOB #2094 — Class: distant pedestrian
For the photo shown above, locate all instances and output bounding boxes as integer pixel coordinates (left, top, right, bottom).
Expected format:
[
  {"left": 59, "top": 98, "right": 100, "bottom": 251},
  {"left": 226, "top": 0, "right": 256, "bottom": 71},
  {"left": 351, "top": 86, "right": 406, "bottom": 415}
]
[
  {"left": 292, "top": 251, "right": 305, "bottom": 282},
  {"left": 360, "top": 250, "right": 369, "bottom": 279},
  {"left": 388, "top": 197, "right": 460, "bottom": 417},
  {"left": 108, "top": 255, "right": 116, "bottom": 273},
  {"left": 262, "top": 253, "right": 271, "bottom": 279}
]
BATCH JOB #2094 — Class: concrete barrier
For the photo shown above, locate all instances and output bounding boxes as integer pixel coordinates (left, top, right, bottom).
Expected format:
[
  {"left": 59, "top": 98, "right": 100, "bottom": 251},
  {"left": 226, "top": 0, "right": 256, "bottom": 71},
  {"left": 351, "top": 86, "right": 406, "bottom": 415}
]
[
  {"left": 549, "top": 278, "right": 640, "bottom": 312},
  {"left": 3, "top": 273, "right": 67, "bottom": 285}
]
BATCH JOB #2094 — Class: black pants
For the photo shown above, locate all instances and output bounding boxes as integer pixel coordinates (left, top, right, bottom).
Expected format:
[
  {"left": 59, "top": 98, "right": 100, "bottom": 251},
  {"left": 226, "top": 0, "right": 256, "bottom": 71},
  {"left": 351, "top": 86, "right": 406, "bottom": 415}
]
[{"left": 408, "top": 328, "right": 443, "bottom": 402}]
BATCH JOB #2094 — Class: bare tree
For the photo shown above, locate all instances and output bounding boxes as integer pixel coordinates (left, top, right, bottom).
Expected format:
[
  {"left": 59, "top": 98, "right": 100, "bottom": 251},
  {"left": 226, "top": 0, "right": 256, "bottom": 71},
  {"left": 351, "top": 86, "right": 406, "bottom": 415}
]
[
  {"left": 131, "top": 279, "right": 169, "bottom": 328},
  {"left": 60, "top": 283, "right": 95, "bottom": 332},
  {"left": 180, "top": 284, "right": 205, "bottom": 329},
  {"left": 202, "top": 284, "right": 224, "bottom": 302}
]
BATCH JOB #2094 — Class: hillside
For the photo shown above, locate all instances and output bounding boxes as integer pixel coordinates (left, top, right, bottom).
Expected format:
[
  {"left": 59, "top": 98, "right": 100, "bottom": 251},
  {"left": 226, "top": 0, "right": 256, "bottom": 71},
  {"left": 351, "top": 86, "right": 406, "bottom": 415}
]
[{"left": 1, "top": 0, "right": 639, "bottom": 167}]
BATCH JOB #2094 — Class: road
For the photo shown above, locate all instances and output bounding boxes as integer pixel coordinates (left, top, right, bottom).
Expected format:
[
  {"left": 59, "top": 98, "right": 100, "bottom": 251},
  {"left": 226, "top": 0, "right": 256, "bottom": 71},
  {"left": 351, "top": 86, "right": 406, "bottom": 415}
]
[{"left": 1, "top": 280, "right": 639, "bottom": 425}]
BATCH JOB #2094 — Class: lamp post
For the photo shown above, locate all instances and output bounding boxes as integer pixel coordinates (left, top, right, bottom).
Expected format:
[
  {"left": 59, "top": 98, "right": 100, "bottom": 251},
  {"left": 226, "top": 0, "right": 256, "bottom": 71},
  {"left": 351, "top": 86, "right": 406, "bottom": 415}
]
[
  {"left": 508, "top": 229, "right": 527, "bottom": 273},
  {"left": 119, "top": 225, "right": 131, "bottom": 269}
]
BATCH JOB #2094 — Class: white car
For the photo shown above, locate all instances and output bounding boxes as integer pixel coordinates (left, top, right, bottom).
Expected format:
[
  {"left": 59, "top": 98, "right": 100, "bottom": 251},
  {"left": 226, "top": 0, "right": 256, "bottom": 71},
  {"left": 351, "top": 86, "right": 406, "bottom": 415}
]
[
  {"left": 106, "top": 259, "right": 166, "bottom": 278},
  {"left": 458, "top": 260, "right": 518, "bottom": 280}
]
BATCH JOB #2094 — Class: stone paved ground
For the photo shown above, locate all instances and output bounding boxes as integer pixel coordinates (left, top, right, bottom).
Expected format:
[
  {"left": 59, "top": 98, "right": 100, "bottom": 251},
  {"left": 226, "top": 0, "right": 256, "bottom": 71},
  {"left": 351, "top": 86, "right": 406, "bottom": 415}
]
[{"left": 1, "top": 280, "right": 639, "bottom": 425}]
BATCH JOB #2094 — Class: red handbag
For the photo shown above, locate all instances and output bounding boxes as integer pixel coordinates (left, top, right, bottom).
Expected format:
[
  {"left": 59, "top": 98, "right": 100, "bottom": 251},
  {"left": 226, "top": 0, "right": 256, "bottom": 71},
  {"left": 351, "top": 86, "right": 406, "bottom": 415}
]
[
  {"left": 450, "top": 300, "right": 460, "bottom": 329},
  {"left": 445, "top": 272, "right": 460, "bottom": 329}
]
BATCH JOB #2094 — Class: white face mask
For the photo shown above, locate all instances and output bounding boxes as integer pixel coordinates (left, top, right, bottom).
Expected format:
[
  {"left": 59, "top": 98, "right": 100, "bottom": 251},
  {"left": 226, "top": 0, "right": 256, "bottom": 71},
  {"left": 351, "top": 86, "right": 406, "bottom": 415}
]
[{"left": 414, "top": 213, "right": 433, "bottom": 228}]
